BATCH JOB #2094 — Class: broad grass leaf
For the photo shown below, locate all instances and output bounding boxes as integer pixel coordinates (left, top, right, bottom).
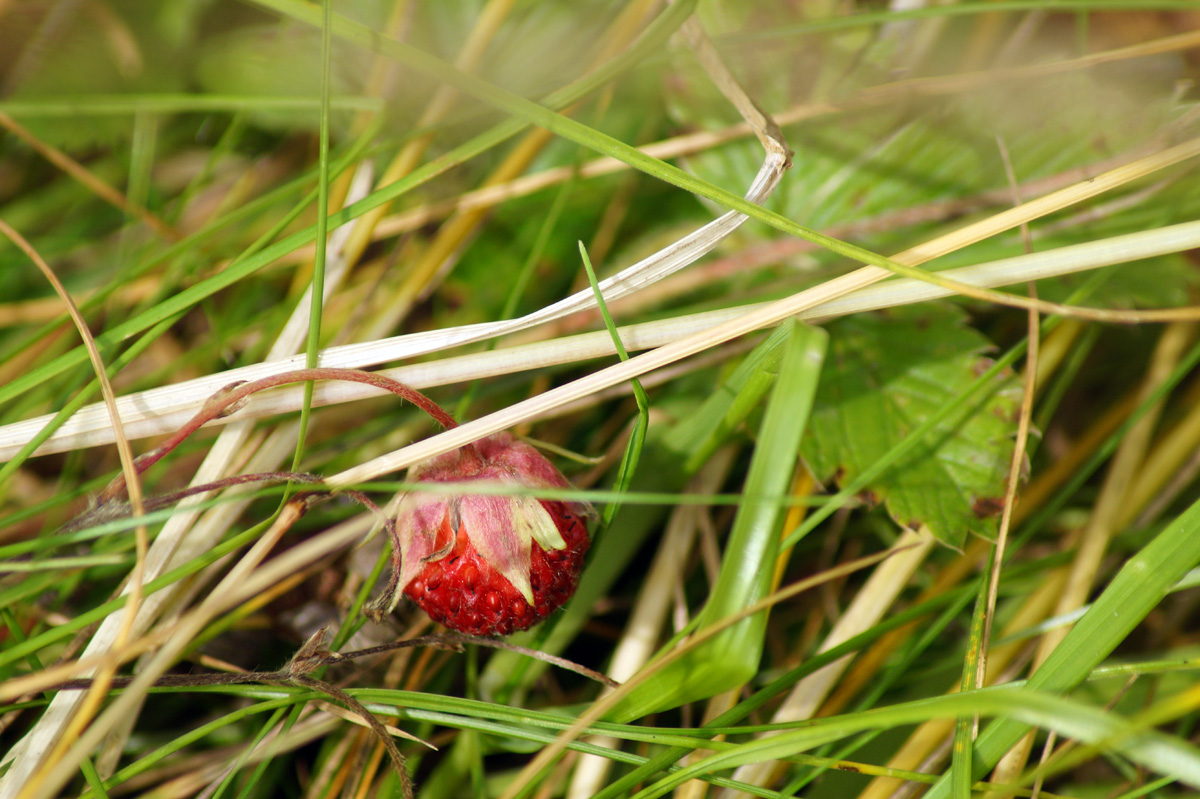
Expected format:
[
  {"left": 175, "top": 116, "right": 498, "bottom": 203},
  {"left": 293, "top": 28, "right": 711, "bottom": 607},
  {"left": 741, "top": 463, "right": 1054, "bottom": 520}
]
[
  {"left": 801, "top": 303, "right": 1021, "bottom": 547},
  {"left": 604, "top": 321, "right": 827, "bottom": 722}
]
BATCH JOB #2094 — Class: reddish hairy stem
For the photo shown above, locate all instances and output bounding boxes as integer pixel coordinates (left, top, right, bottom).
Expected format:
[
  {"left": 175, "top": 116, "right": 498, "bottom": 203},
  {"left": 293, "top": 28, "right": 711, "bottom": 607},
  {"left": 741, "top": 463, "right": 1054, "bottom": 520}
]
[{"left": 99, "top": 368, "right": 459, "bottom": 504}]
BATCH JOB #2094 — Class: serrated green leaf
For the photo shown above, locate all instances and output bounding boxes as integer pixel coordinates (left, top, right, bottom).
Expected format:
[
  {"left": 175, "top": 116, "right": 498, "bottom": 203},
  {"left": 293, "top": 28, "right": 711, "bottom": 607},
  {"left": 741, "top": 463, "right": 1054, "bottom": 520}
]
[
  {"left": 801, "top": 303, "right": 1021, "bottom": 547},
  {"left": 672, "top": 60, "right": 1178, "bottom": 241},
  {"left": 682, "top": 117, "right": 987, "bottom": 231}
]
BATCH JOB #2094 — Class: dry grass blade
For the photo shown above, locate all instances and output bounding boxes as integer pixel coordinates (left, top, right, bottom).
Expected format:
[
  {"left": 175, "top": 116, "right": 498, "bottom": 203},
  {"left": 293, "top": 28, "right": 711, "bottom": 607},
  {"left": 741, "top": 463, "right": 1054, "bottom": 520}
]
[
  {"left": 5, "top": 217, "right": 1200, "bottom": 459},
  {"left": 0, "top": 106, "right": 791, "bottom": 459},
  {"left": 975, "top": 137, "right": 1043, "bottom": 724},
  {"left": 325, "top": 137, "right": 1200, "bottom": 490},
  {"left": 0, "top": 218, "right": 151, "bottom": 796}
]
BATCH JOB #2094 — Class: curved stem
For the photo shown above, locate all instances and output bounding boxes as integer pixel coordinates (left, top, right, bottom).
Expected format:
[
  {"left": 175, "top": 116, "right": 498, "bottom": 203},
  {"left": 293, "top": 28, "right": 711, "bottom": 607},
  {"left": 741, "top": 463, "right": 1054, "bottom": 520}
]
[{"left": 99, "top": 368, "right": 458, "bottom": 503}]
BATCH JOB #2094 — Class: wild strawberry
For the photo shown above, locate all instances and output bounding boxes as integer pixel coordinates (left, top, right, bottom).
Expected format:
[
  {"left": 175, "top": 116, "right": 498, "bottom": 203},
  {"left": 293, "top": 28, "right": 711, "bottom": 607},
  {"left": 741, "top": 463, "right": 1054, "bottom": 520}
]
[{"left": 369, "top": 433, "right": 590, "bottom": 636}]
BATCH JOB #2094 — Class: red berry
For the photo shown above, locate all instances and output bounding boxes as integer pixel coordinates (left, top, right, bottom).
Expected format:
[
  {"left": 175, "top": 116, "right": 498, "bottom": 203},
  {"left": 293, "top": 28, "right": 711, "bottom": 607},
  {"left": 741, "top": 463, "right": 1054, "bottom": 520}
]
[
  {"left": 402, "top": 500, "right": 589, "bottom": 636},
  {"left": 371, "top": 433, "right": 591, "bottom": 636}
]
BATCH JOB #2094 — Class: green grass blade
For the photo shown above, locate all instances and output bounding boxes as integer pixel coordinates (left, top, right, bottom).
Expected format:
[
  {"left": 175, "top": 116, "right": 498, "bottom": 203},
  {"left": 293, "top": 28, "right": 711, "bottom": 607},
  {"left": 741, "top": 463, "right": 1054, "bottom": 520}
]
[
  {"left": 214, "top": 706, "right": 292, "bottom": 799},
  {"left": 923, "top": 494, "right": 1200, "bottom": 799},
  {"left": 952, "top": 554, "right": 993, "bottom": 799},
  {"left": 579, "top": 241, "right": 650, "bottom": 526},
  {"left": 290, "top": 0, "right": 335, "bottom": 476},
  {"left": 605, "top": 319, "right": 827, "bottom": 722},
  {"left": 78, "top": 757, "right": 110, "bottom": 799},
  {"left": 75, "top": 698, "right": 306, "bottom": 799},
  {"left": 630, "top": 685, "right": 1200, "bottom": 799},
  {"left": 663, "top": 323, "right": 793, "bottom": 474}
]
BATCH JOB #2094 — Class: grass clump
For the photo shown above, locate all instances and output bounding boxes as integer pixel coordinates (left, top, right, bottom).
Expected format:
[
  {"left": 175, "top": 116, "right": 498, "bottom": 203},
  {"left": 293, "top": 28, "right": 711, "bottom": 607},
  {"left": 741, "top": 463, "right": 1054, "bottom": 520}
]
[{"left": 3, "top": 4, "right": 1200, "bottom": 799}]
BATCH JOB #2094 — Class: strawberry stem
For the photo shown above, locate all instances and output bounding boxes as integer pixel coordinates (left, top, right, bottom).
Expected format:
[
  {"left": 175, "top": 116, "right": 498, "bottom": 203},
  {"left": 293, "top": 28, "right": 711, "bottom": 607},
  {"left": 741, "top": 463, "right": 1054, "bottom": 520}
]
[{"left": 100, "top": 368, "right": 459, "bottom": 503}]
